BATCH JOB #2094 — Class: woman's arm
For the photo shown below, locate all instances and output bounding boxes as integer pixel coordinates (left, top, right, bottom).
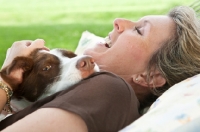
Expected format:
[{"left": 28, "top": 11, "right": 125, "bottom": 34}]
[
  {"left": 0, "top": 82, "right": 7, "bottom": 112},
  {"left": 2, "top": 108, "right": 88, "bottom": 132},
  {"left": 1, "top": 39, "right": 88, "bottom": 131}
]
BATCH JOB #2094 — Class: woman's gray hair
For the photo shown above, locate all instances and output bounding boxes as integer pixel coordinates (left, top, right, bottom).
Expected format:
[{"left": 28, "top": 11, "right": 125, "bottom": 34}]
[{"left": 148, "top": 2, "right": 200, "bottom": 95}]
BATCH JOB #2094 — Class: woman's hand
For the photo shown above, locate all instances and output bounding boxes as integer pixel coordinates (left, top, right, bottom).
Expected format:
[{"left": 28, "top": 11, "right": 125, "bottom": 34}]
[
  {"left": 0, "top": 39, "right": 49, "bottom": 112},
  {"left": 1, "top": 39, "right": 49, "bottom": 69}
]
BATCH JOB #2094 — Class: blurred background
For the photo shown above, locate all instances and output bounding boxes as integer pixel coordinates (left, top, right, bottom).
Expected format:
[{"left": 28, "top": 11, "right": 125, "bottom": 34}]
[{"left": 0, "top": 0, "right": 193, "bottom": 67}]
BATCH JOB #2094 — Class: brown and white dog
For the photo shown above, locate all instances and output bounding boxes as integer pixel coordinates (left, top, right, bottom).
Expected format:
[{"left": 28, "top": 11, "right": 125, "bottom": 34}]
[{"left": 0, "top": 48, "right": 99, "bottom": 118}]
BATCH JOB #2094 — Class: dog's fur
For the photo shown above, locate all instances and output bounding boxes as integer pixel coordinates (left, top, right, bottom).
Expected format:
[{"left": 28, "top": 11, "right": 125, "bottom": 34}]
[{"left": 0, "top": 48, "right": 99, "bottom": 115}]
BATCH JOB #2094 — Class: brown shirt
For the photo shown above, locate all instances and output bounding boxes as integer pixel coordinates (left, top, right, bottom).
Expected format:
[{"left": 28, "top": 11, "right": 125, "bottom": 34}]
[{"left": 0, "top": 72, "right": 140, "bottom": 132}]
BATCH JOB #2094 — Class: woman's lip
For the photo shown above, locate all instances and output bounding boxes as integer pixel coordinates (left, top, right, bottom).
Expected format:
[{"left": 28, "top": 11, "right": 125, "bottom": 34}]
[
  {"left": 95, "top": 41, "right": 110, "bottom": 49},
  {"left": 104, "top": 35, "right": 111, "bottom": 48},
  {"left": 97, "top": 41, "right": 106, "bottom": 45}
]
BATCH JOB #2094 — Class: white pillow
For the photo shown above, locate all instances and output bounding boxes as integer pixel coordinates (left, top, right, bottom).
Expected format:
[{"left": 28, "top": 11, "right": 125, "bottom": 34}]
[
  {"left": 75, "top": 31, "right": 105, "bottom": 55},
  {"left": 120, "top": 74, "right": 200, "bottom": 132}
]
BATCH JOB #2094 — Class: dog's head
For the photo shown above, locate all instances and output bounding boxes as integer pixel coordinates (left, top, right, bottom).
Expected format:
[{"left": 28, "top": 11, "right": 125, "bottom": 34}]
[{"left": 0, "top": 48, "right": 99, "bottom": 102}]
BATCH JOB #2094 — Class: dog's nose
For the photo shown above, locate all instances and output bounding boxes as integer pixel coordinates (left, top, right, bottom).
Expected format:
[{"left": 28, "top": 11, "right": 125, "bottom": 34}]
[{"left": 76, "top": 56, "right": 95, "bottom": 71}]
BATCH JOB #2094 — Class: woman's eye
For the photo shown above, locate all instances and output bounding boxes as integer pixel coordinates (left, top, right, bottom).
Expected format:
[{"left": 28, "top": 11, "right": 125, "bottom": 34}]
[
  {"left": 135, "top": 27, "right": 142, "bottom": 35},
  {"left": 43, "top": 65, "right": 52, "bottom": 71}
]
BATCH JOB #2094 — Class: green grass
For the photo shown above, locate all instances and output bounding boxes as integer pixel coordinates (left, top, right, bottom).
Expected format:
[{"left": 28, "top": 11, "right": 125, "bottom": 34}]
[{"left": 0, "top": 0, "right": 193, "bottom": 68}]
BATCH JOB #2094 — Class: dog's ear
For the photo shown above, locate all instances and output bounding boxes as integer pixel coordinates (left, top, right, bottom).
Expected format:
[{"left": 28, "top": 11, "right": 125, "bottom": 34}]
[
  {"left": 59, "top": 49, "right": 77, "bottom": 58},
  {"left": 0, "top": 56, "right": 33, "bottom": 90}
]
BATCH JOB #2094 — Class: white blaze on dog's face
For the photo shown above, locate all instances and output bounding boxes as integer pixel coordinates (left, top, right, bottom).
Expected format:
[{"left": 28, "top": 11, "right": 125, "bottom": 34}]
[
  {"left": 41, "top": 49, "right": 100, "bottom": 98},
  {"left": 9, "top": 48, "right": 99, "bottom": 102}
]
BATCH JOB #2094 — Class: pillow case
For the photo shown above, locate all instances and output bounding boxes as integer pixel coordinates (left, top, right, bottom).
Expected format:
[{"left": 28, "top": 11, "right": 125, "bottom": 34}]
[
  {"left": 120, "top": 74, "right": 200, "bottom": 132},
  {"left": 75, "top": 31, "right": 105, "bottom": 55}
]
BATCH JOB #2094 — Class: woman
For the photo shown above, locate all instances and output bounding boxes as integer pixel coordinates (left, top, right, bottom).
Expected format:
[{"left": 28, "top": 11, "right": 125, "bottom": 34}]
[
  {"left": 84, "top": 4, "right": 200, "bottom": 109},
  {"left": 0, "top": 5, "right": 200, "bottom": 132}
]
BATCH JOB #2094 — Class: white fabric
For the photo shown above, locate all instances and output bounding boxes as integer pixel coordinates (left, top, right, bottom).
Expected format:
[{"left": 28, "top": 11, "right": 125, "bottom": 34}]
[
  {"left": 120, "top": 74, "right": 200, "bottom": 132},
  {"left": 75, "top": 31, "right": 104, "bottom": 55}
]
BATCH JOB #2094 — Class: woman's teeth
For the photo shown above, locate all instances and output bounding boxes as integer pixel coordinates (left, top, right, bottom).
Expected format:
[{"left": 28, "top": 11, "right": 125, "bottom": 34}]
[{"left": 104, "top": 36, "right": 111, "bottom": 48}]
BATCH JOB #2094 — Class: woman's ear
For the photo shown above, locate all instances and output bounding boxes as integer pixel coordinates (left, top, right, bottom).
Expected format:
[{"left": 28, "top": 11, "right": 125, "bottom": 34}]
[{"left": 132, "top": 70, "right": 166, "bottom": 88}]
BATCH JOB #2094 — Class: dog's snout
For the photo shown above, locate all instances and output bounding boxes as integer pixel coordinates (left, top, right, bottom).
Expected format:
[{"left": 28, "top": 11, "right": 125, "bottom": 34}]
[{"left": 76, "top": 56, "right": 95, "bottom": 70}]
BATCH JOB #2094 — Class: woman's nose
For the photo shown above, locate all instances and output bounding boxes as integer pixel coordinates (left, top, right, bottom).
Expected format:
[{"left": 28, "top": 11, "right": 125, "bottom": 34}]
[{"left": 113, "top": 18, "right": 133, "bottom": 33}]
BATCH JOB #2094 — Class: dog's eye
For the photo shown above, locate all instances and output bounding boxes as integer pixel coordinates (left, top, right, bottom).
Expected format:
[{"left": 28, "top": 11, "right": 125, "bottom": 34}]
[{"left": 43, "top": 65, "right": 52, "bottom": 71}]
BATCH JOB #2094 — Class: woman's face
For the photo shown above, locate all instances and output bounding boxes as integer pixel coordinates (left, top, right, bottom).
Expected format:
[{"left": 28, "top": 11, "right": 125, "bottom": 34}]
[{"left": 84, "top": 15, "right": 175, "bottom": 76}]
